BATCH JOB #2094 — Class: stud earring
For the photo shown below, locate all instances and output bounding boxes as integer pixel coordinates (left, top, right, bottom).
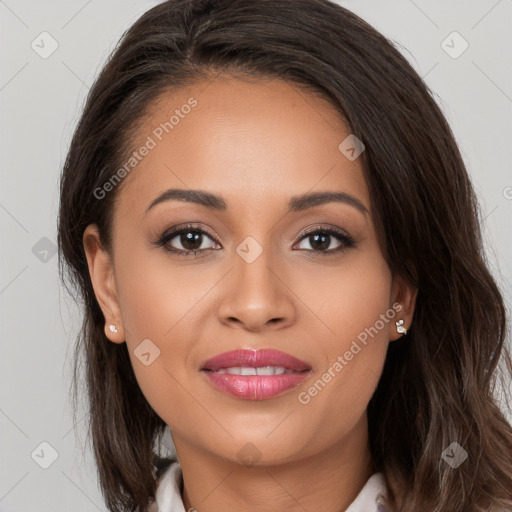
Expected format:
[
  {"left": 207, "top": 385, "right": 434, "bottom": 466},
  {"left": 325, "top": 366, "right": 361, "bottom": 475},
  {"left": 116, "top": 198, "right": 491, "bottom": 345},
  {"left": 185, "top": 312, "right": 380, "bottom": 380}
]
[
  {"left": 395, "top": 319, "right": 407, "bottom": 335},
  {"left": 109, "top": 324, "right": 118, "bottom": 333}
]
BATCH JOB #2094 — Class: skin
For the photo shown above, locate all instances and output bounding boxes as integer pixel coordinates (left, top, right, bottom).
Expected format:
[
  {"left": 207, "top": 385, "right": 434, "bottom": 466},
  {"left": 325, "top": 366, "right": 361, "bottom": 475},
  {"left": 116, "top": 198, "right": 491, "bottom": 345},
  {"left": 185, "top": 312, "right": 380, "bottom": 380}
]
[{"left": 84, "top": 75, "right": 417, "bottom": 512}]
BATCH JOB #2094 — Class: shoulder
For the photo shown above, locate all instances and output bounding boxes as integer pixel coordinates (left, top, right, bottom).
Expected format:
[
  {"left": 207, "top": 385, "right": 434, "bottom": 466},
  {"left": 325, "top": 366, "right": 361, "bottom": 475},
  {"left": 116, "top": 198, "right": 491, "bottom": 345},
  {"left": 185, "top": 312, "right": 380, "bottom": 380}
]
[
  {"left": 345, "top": 472, "right": 391, "bottom": 512},
  {"left": 134, "top": 457, "right": 183, "bottom": 512},
  {"left": 147, "top": 458, "right": 184, "bottom": 512}
]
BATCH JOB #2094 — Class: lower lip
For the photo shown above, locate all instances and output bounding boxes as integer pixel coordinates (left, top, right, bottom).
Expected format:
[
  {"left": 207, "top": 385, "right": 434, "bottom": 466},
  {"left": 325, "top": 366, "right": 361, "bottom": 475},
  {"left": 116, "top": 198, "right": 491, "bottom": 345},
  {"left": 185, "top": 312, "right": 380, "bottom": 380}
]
[{"left": 202, "top": 370, "right": 310, "bottom": 400}]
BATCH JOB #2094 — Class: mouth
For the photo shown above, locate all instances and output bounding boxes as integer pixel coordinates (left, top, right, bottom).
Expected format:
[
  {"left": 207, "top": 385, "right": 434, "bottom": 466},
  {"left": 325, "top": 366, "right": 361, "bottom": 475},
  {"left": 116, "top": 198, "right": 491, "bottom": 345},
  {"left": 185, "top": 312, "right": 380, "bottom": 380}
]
[
  {"left": 206, "top": 366, "right": 302, "bottom": 375},
  {"left": 200, "top": 349, "right": 312, "bottom": 400}
]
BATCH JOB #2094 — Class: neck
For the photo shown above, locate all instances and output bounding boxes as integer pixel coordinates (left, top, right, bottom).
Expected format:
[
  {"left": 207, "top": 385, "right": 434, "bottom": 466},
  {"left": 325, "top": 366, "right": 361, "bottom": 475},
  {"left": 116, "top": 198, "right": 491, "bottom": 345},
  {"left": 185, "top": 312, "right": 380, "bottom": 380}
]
[{"left": 173, "top": 415, "right": 373, "bottom": 512}]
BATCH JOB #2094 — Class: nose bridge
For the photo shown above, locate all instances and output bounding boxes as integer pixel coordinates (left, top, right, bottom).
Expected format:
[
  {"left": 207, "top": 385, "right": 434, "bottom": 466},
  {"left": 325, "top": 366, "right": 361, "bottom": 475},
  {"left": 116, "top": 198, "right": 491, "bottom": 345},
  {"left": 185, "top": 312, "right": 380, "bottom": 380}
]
[
  {"left": 216, "top": 234, "right": 296, "bottom": 330},
  {"left": 235, "top": 236, "right": 277, "bottom": 291},
  {"left": 233, "top": 234, "right": 281, "bottom": 303}
]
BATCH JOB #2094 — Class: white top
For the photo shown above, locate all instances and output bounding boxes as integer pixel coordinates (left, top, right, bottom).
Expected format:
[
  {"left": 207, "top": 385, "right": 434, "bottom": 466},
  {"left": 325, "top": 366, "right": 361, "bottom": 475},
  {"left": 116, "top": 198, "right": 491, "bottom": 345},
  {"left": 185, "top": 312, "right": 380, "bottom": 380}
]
[{"left": 147, "top": 461, "right": 390, "bottom": 512}]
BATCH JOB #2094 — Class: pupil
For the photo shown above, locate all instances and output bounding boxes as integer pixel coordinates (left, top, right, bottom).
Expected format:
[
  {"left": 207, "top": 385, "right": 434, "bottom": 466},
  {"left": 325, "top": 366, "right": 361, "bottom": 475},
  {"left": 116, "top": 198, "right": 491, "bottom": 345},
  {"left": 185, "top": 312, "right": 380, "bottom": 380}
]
[
  {"left": 181, "top": 232, "right": 202, "bottom": 250},
  {"left": 311, "top": 233, "right": 329, "bottom": 251}
]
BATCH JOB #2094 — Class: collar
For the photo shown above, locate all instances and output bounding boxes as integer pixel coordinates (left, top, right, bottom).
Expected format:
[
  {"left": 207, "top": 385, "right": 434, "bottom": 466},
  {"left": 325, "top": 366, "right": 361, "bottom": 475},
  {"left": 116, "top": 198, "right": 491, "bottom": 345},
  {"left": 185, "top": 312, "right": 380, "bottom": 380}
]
[{"left": 149, "top": 461, "right": 390, "bottom": 512}]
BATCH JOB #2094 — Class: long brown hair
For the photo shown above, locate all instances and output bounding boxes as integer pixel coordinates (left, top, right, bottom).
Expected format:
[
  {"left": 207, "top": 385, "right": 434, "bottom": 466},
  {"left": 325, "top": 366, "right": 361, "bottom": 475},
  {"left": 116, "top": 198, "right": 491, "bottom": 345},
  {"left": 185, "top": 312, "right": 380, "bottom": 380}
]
[{"left": 57, "top": 1, "right": 512, "bottom": 510}]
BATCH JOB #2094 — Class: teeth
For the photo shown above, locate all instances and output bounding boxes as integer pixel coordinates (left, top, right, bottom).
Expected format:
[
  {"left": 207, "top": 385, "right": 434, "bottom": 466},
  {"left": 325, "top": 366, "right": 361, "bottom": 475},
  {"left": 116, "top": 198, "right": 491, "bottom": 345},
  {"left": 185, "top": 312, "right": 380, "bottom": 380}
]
[
  {"left": 217, "top": 366, "right": 292, "bottom": 375},
  {"left": 256, "top": 366, "right": 277, "bottom": 375}
]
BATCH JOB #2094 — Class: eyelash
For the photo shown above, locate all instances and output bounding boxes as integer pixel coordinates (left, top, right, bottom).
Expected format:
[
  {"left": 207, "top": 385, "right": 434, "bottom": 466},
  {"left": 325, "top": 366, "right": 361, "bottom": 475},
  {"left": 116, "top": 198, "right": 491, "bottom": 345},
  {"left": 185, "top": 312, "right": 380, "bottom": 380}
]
[{"left": 153, "top": 223, "right": 356, "bottom": 258}]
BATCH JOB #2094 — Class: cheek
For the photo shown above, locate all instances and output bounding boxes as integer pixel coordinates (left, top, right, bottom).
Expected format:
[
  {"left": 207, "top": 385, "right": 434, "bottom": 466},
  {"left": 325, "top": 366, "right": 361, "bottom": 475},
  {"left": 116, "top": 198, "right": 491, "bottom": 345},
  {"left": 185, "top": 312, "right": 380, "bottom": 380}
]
[
  {"left": 114, "top": 244, "right": 220, "bottom": 343},
  {"left": 328, "top": 263, "right": 392, "bottom": 344},
  {"left": 292, "top": 251, "right": 392, "bottom": 418},
  {"left": 112, "top": 246, "right": 215, "bottom": 392},
  {"left": 291, "top": 247, "right": 393, "bottom": 348},
  {"left": 111, "top": 251, "right": 208, "bottom": 424}
]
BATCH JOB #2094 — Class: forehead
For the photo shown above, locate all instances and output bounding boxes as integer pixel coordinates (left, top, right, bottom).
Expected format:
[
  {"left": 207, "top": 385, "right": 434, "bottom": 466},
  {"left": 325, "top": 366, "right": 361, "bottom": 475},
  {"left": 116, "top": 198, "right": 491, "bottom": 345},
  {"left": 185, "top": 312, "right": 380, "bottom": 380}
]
[{"left": 113, "top": 75, "right": 371, "bottom": 219}]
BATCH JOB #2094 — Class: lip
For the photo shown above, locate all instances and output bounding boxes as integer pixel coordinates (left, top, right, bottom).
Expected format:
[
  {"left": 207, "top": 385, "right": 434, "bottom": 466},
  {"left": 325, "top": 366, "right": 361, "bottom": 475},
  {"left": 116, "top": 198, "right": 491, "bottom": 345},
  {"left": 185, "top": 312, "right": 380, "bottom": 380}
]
[
  {"left": 201, "top": 348, "right": 312, "bottom": 372},
  {"left": 200, "top": 349, "right": 312, "bottom": 400}
]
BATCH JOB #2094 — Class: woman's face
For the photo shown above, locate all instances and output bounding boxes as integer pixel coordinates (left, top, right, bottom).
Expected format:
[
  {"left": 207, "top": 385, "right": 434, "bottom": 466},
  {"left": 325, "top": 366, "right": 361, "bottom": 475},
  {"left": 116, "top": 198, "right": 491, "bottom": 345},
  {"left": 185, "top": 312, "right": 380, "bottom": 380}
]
[{"left": 84, "top": 75, "right": 416, "bottom": 466}]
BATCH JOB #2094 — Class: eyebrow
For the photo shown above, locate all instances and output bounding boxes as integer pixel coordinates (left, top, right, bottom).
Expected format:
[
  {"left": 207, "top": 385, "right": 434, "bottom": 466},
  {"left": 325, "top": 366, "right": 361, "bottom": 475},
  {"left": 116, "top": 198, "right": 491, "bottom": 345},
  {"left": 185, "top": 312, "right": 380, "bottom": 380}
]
[{"left": 145, "top": 188, "right": 369, "bottom": 216}]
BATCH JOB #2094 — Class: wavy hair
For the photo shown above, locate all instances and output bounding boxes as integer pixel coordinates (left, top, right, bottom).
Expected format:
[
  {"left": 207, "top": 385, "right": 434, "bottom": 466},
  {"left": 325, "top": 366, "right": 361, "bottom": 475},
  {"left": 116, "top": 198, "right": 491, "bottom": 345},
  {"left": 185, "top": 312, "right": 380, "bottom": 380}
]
[{"left": 57, "top": 0, "right": 512, "bottom": 510}]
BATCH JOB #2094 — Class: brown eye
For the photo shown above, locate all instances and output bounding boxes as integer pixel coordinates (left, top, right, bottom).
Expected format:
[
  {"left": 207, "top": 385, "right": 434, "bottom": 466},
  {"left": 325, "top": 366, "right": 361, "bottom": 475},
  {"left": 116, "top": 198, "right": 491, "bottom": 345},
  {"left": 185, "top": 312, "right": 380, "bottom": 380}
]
[
  {"left": 155, "top": 224, "right": 220, "bottom": 256},
  {"left": 177, "top": 231, "right": 204, "bottom": 251},
  {"left": 294, "top": 227, "right": 355, "bottom": 254}
]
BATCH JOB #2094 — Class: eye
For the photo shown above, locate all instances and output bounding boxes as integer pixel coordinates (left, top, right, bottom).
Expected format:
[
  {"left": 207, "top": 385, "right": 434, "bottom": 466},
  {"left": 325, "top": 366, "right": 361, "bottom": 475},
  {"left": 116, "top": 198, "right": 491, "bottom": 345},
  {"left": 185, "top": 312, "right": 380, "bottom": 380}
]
[
  {"left": 294, "top": 226, "right": 355, "bottom": 254},
  {"left": 153, "top": 223, "right": 355, "bottom": 258},
  {"left": 154, "top": 224, "right": 221, "bottom": 257}
]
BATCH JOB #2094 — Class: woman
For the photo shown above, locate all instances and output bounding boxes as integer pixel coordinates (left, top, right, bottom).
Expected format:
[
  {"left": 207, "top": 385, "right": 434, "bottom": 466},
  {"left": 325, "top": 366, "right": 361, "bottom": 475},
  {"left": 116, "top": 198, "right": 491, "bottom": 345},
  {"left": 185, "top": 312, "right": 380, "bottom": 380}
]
[{"left": 57, "top": 0, "right": 512, "bottom": 511}]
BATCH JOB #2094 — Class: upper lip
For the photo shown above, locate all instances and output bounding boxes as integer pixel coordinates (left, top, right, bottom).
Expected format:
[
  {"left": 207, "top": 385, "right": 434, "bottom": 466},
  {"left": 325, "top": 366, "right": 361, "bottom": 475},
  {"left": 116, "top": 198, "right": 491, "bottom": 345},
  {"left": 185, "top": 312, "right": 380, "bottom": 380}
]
[{"left": 201, "top": 349, "right": 312, "bottom": 372}]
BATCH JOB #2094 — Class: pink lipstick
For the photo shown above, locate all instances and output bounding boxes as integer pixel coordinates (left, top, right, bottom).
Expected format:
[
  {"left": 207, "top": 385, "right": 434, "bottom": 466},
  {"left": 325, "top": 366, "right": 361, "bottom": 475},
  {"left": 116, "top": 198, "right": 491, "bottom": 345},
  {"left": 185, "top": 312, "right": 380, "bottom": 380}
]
[{"left": 200, "top": 349, "right": 311, "bottom": 400}]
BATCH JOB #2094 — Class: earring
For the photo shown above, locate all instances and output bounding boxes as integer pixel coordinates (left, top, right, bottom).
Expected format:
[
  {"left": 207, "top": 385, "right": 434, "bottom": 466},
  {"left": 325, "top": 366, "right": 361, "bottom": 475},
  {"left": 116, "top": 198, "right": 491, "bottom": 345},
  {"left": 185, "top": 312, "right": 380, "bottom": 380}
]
[
  {"left": 395, "top": 319, "right": 407, "bottom": 335},
  {"left": 109, "top": 324, "right": 118, "bottom": 333}
]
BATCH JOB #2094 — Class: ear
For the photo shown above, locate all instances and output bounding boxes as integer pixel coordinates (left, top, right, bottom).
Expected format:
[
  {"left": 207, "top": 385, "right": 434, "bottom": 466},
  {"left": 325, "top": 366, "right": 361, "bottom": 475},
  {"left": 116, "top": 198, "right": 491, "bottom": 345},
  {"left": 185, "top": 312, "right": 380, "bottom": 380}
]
[
  {"left": 388, "top": 273, "right": 418, "bottom": 342},
  {"left": 83, "top": 224, "right": 125, "bottom": 344}
]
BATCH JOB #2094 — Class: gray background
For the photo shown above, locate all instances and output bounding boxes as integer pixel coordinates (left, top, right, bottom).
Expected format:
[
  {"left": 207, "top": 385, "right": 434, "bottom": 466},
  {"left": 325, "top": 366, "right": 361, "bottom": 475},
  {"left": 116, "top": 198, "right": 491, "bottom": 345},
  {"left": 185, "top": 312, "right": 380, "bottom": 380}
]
[{"left": 1, "top": 1, "right": 511, "bottom": 510}]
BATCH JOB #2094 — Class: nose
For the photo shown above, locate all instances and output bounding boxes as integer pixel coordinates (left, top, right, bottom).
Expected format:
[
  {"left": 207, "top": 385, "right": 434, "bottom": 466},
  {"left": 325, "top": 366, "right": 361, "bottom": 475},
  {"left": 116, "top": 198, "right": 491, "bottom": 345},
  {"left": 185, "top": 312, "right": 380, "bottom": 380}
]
[{"left": 216, "top": 247, "right": 296, "bottom": 333}]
